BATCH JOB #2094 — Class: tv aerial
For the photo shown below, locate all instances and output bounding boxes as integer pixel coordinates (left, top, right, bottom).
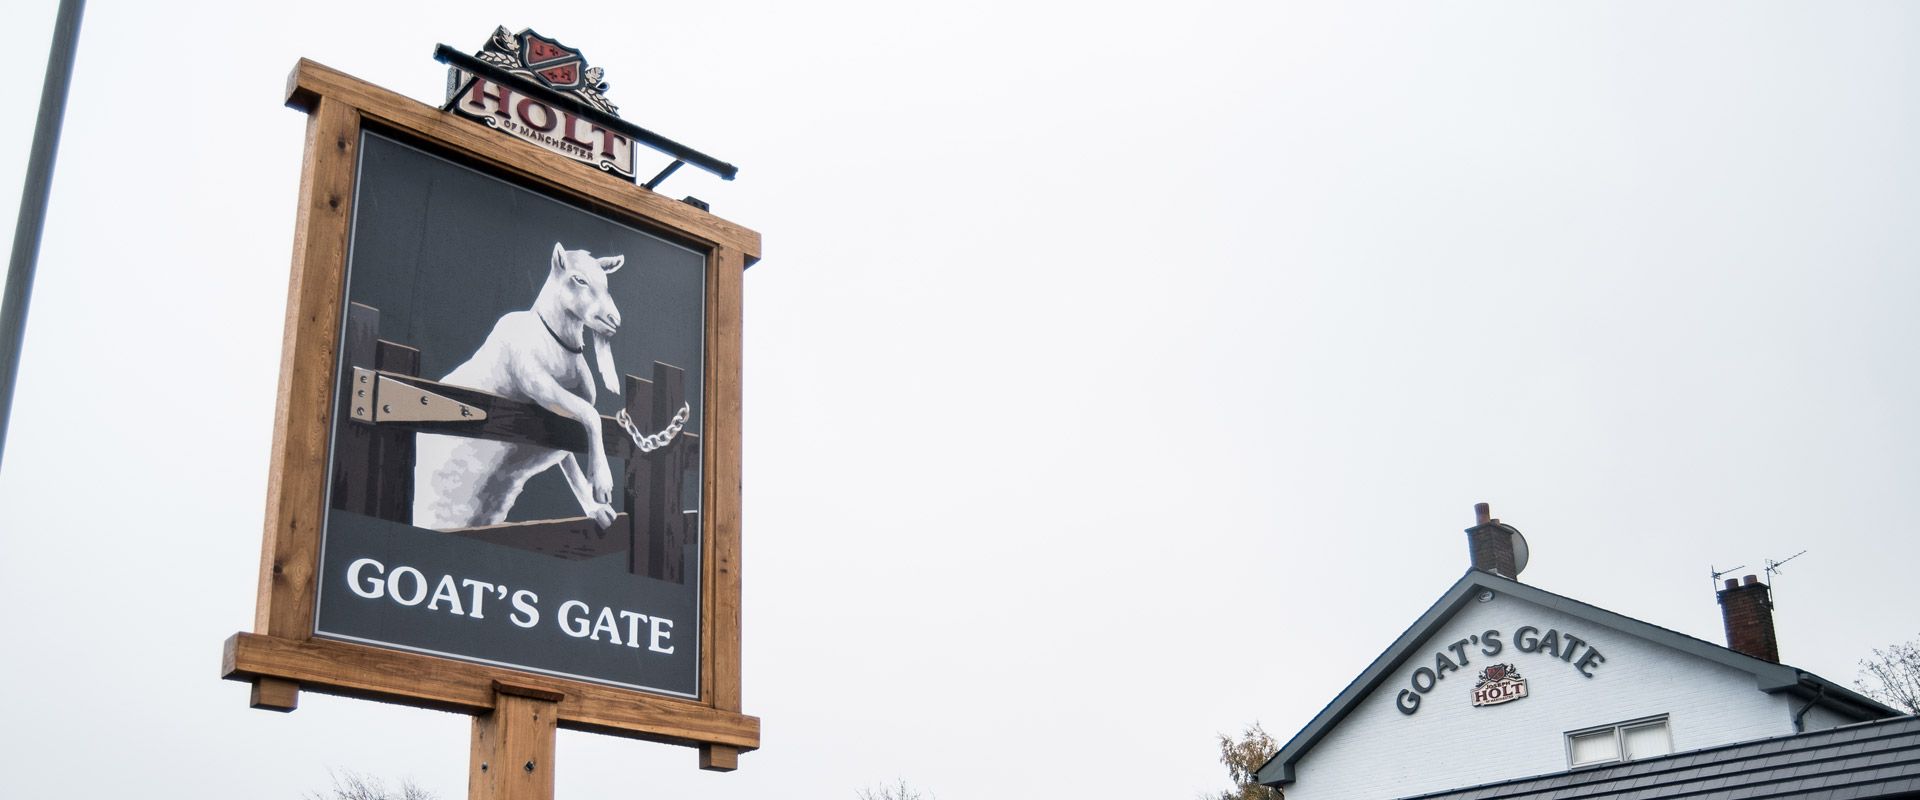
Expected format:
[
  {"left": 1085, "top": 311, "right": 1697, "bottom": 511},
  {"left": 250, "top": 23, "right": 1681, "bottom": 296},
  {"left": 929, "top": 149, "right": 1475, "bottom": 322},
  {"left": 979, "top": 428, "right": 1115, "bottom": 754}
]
[
  {"left": 1710, "top": 549, "right": 1807, "bottom": 593},
  {"left": 1764, "top": 550, "right": 1808, "bottom": 581}
]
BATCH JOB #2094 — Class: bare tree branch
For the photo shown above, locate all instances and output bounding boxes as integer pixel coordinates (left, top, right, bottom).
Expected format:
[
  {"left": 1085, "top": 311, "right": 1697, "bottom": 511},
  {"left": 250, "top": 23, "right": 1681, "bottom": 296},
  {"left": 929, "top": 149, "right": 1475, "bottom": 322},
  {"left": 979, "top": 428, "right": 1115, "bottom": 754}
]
[
  {"left": 304, "top": 768, "right": 437, "bottom": 800},
  {"left": 1855, "top": 634, "right": 1920, "bottom": 715},
  {"left": 857, "top": 777, "right": 932, "bottom": 800}
]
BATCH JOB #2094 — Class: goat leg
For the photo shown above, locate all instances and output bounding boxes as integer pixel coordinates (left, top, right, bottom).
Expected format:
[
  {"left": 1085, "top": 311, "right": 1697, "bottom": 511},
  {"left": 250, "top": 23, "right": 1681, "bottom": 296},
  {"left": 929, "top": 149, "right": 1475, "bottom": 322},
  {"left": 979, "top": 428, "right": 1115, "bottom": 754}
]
[
  {"left": 558, "top": 453, "right": 617, "bottom": 529},
  {"left": 522, "top": 378, "right": 615, "bottom": 507}
]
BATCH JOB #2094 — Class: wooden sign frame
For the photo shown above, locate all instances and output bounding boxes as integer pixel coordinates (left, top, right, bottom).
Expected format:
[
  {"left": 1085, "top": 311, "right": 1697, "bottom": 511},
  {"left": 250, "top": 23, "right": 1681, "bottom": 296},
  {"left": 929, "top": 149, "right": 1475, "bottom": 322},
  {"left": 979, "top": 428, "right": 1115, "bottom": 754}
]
[{"left": 221, "top": 59, "right": 758, "bottom": 775}]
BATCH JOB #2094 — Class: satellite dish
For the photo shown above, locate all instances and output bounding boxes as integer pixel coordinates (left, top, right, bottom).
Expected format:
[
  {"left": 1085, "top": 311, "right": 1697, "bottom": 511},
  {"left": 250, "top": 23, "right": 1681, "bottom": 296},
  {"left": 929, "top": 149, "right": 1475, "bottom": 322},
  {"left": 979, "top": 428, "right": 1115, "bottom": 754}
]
[{"left": 1510, "top": 528, "right": 1529, "bottom": 576}]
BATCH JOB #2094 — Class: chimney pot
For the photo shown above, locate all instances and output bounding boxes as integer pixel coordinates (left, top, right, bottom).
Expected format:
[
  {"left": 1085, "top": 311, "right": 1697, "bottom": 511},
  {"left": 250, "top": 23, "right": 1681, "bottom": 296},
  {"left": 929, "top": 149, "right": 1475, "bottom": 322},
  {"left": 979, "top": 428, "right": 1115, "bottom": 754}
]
[
  {"left": 1465, "top": 504, "right": 1521, "bottom": 579},
  {"left": 1717, "top": 575, "right": 1781, "bottom": 663},
  {"left": 1724, "top": 579, "right": 1739, "bottom": 590}
]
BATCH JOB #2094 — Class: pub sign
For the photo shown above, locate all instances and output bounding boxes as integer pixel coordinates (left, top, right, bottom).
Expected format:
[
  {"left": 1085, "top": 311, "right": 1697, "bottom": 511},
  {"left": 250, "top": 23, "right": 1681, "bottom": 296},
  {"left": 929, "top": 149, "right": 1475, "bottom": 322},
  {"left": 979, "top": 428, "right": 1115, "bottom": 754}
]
[
  {"left": 225, "top": 28, "right": 758, "bottom": 766},
  {"left": 315, "top": 129, "right": 707, "bottom": 696}
]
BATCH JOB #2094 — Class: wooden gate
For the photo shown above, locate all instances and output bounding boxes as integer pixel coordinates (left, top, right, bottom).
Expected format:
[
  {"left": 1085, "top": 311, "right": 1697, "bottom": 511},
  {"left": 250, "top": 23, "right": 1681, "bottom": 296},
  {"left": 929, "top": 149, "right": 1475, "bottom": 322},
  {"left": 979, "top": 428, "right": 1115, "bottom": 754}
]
[{"left": 328, "top": 301, "right": 699, "bottom": 583}]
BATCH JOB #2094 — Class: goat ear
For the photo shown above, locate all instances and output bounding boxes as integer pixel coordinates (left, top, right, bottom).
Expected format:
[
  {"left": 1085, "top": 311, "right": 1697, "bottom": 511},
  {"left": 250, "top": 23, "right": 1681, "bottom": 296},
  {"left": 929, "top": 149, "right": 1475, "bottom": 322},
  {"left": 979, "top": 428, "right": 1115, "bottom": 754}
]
[
  {"left": 598, "top": 255, "right": 624, "bottom": 274},
  {"left": 551, "top": 242, "right": 567, "bottom": 275}
]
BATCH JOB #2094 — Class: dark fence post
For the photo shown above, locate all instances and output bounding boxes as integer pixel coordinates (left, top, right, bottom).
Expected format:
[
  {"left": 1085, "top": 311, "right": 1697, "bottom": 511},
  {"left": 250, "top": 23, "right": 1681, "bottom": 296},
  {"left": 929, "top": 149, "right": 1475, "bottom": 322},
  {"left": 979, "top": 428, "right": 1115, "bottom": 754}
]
[
  {"left": 371, "top": 338, "right": 420, "bottom": 521},
  {"left": 646, "top": 362, "right": 689, "bottom": 584},
  {"left": 623, "top": 372, "right": 655, "bottom": 577},
  {"left": 331, "top": 301, "right": 420, "bottom": 524},
  {"left": 331, "top": 303, "right": 381, "bottom": 516}
]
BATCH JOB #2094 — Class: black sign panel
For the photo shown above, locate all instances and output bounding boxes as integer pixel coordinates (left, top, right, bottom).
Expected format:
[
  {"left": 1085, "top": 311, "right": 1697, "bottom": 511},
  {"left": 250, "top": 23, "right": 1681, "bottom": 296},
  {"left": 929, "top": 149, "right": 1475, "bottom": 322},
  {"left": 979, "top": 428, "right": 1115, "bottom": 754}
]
[{"left": 314, "top": 131, "right": 706, "bottom": 697}]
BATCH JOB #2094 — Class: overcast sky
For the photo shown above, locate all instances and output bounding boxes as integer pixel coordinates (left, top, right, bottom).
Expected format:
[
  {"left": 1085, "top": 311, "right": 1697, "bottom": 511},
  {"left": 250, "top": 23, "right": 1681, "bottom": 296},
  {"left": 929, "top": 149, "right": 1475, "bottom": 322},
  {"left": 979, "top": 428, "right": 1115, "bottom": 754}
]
[{"left": 2, "top": 2, "right": 1917, "bottom": 798}]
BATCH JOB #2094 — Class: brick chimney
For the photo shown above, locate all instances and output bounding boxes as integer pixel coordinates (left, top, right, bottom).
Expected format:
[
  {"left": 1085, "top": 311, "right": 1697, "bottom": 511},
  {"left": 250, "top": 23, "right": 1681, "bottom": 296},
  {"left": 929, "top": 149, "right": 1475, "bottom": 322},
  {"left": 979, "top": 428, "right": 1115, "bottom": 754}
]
[
  {"left": 1465, "top": 502, "right": 1521, "bottom": 578},
  {"left": 1718, "top": 574, "right": 1780, "bottom": 663}
]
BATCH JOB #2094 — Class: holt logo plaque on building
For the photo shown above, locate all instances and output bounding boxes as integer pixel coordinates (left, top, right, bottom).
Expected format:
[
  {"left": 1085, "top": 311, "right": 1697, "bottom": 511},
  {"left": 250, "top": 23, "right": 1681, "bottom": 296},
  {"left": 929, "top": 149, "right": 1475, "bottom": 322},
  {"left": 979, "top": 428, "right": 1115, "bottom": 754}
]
[{"left": 1472, "top": 663, "right": 1529, "bottom": 707}]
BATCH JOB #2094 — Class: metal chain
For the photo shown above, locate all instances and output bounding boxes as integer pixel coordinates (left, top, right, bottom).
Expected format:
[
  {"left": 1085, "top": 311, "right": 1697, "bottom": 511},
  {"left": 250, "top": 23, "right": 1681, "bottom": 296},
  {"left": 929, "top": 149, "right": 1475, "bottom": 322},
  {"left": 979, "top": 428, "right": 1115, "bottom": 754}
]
[{"left": 614, "top": 401, "right": 690, "bottom": 453}]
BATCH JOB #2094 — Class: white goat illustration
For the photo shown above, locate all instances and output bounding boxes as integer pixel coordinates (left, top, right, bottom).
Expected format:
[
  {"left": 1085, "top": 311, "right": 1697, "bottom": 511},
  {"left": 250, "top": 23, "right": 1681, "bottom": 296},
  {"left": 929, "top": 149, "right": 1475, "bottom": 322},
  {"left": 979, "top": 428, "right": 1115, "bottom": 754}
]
[{"left": 413, "top": 243, "right": 626, "bottom": 531}]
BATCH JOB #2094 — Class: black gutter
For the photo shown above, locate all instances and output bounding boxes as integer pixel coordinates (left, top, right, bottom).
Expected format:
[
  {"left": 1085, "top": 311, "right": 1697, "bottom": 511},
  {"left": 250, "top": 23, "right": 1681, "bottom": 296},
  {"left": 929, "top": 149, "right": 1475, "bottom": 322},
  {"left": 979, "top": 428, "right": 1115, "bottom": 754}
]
[
  {"left": 432, "top": 44, "right": 738, "bottom": 182},
  {"left": 1788, "top": 672, "right": 1900, "bottom": 723}
]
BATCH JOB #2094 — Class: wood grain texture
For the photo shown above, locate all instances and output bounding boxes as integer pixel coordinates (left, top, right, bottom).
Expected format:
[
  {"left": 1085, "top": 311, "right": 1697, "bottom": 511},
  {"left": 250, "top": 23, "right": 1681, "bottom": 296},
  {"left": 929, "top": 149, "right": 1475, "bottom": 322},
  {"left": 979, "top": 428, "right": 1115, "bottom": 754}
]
[
  {"left": 285, "top": 59, "right": 761, "bottom": 260},
  {"left": 250, "top": 677, "right": 300, "bottom": 711},
  {"left": 492, "top": 680, "right": 565, "bottom": 703},
  {"left": 471, "top": 691, "right": 558, "bottom": 800},
  {"left": 223, "top": 633, "right": 760, "bottom": 749},
  {"left": 705, "top": 245, "right": 747, "bottom": 715},
  {"left": 254, "top": 96, "right": 360, "bottom": 640},
  {"left": 699, "top": 744, "right": 740, "bottom": 772}
]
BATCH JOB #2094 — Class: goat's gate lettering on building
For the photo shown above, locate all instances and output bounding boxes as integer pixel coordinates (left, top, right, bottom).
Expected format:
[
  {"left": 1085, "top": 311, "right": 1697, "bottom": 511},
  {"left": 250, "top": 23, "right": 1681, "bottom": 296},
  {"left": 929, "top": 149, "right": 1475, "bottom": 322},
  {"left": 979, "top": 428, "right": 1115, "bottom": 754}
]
[{"left": 1395, "top": 626, "right": 1608, "bottom": 715}]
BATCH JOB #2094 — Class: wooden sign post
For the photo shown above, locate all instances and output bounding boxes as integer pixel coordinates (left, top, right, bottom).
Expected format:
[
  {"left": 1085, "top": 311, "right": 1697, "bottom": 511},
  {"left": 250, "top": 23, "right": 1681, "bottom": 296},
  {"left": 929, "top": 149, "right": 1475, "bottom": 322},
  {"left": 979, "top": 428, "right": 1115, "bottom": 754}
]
[{"left": 223, "top": 44, "right": 759, "bottom": 799}]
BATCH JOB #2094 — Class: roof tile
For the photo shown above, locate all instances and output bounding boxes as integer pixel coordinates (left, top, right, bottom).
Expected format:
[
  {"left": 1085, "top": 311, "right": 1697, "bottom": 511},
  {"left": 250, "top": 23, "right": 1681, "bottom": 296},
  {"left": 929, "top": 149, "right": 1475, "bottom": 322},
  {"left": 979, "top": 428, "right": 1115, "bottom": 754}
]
[{"left": 1387, "top": 717, "right": 1920, "bottom": 800}]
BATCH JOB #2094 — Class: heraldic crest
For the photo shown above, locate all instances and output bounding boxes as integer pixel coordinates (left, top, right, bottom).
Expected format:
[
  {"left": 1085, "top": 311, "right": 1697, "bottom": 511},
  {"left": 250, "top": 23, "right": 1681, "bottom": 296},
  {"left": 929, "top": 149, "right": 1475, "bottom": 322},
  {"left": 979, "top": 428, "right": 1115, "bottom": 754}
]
[{"left": 468, "top": 26, "right": 619, "bottom": 117}]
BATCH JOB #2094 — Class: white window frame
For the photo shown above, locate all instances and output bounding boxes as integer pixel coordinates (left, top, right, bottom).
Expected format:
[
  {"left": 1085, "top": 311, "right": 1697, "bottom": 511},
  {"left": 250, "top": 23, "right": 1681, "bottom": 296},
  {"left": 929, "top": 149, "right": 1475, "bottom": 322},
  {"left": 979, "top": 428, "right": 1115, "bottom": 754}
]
[{"left": 1565, "top": 715, "right": 1672, "bottom": 768}]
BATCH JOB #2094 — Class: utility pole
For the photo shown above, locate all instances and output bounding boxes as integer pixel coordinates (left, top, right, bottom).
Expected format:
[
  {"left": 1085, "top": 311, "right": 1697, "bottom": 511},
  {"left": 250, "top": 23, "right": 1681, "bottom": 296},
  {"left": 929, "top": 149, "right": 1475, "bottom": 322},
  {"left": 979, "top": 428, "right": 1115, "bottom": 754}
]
[{"left": 0, "top": 0, "right": 86, "bottom": 472}]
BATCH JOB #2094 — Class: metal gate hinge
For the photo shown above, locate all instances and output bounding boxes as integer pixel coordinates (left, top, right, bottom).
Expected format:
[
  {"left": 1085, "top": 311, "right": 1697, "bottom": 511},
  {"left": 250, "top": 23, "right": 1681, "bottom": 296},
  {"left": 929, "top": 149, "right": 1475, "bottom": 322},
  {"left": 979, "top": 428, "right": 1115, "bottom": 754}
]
[{"left": 348, "top": 367, "right": 488, "bottom": 424}]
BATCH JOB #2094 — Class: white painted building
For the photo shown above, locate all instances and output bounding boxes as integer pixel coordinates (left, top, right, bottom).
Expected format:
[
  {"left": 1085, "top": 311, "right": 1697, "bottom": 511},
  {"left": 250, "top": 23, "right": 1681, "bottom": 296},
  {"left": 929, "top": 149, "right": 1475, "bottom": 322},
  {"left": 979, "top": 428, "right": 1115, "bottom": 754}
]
[{"left": 1255, "top": 506, "right": 1899, "bottom": 800}]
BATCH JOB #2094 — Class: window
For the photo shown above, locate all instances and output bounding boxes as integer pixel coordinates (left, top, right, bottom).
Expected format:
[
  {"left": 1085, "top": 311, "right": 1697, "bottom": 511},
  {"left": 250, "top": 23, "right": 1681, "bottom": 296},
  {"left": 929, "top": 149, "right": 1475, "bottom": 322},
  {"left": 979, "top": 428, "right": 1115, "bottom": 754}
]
[{"left": 1566, "top": 717, "right": 1672, "bottom": 767}]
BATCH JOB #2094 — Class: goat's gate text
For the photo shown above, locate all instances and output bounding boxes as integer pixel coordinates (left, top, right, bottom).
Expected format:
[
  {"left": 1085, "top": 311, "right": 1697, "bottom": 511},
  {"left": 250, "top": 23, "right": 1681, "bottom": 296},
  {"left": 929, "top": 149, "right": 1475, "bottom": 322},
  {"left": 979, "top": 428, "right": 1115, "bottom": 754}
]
[
  {"left": 1394, "top": 626, "right": 1608, "bottom": 716},
  {"left": 343, "top": 558, "right": 677, "bottom": 652},
  {"left": 314, "top": 510, "right": 700, "bottom": 697}
]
